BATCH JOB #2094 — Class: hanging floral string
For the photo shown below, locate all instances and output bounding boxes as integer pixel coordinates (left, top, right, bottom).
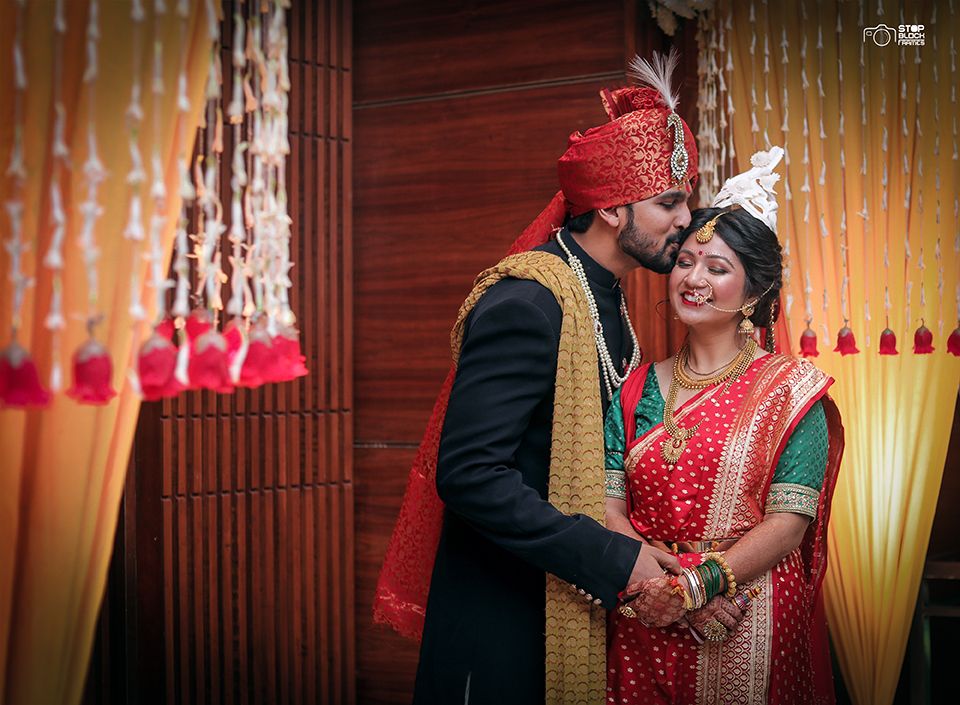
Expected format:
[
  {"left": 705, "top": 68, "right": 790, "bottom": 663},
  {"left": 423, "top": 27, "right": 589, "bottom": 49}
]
[
  {"left": 779, "top": 15, "right": 794, "bottom": 326},
  {"left": 932, "top": 4, "right": 945, "bottom": 350},
  {"left": 760, "top": 2, "right": 772, "bottom": 147},
  {"left": 41, "top": 0, "right": 70, "bottom": 390},
  {"left": 183, "top": 0, "right": 233, "bottom": 394},
  {"left": 138, "top": 1, "right": 184, "bottom": 400},
  {"left": 0, "top": 0, "right": 50, "bottom": 408},
  {"left": 264, "top": 0, "right": 306, "bottom": 382},
  {"left": 223, "top": 10, "right": 263, "bottom": 387},
  {"left": 794, "top": 0, "right": 818, "bottom": 357},
  {"left": 833, "top": 3, "right": 858, "bottom": 355},
  {"left": 122, "top": 0, "right": 149, "bottom": 397},
  {"left": 951, "top": 1, "right": 960, "bottom": 354},
  {"left": 716, "top": 11, "right": 729, "bottom": 187},
  {"left": 724, "top": 10, "right": 735, "bottom": 178},
  {"left": 694, "top": 10, "right": 720, "bottom": 203},
  {"left": 748, "top": 1, "right": 759, "bottom": 144},
  {"left": 65, "top": 0, "right": 116, "bottom": 404}
]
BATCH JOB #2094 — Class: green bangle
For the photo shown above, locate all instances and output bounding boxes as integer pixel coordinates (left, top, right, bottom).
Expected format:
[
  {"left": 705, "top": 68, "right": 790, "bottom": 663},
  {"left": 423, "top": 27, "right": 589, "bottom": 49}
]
[
  {"left": 697, "top": 562, "right": 717, "bottom": 600},
  {"left": 700, "top": 560, "right": 725, "bottom": 600}
]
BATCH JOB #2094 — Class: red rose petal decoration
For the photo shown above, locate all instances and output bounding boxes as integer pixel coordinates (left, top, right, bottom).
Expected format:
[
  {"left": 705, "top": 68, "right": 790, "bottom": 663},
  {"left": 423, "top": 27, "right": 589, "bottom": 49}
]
[
  {"left": 185, "top": 309, "right": 213, "bottom": 341},
  {"left": 269, "top": 327, "right": 308, "bottom": 382},
  {"left": 223, "top": 319, "right": 244, "bottom": 358},
  {"left": 948, "top": 326, "right": 960, "bottom": 357},
  {"left": 66, "top": 339, "right": 117, "bottom": 405},
  {"left": 834, "top": 326, "right": 860, "bottom": 355},
  {"left": 155, "top": 316, "right": 176, "bottom": 342},
  {"left": 0, "top": 341, "right": 52, "bottom": 408},
  {"left": 878, "top": 328, "right": 898, "bottom": 355},
  {"left": 138, "top": 332, "right": 183, "bottom": 400},
  {"left": 238, "top": 329, "right": 276, "bottom": 388},
  {"left": 188, "top": 330, "right": 234, "bottom": 393},
  {"left": 913, "top": 324, "right": 935, "bottom": 354},
  {"left": 799, "top": 327, "right": 819, "bottom": 358}
]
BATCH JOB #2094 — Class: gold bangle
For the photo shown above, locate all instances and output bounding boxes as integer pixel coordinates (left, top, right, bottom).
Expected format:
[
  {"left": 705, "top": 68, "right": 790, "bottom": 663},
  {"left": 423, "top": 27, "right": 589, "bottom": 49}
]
[{"left": 703, "top": 551, "right": 737, "bottom": 598}]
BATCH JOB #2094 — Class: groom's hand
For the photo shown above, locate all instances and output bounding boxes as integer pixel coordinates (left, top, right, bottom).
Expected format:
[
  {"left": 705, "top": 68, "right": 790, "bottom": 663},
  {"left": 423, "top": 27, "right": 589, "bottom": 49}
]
[{"left": 627, "top": 543, "right": 681, "bottom": 585}]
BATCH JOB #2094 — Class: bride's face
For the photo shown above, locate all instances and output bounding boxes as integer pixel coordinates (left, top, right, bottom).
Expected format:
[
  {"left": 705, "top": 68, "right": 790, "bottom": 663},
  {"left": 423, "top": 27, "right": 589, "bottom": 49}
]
[{"left": 668, "top": 232, "right": 750, "bottom": 329}]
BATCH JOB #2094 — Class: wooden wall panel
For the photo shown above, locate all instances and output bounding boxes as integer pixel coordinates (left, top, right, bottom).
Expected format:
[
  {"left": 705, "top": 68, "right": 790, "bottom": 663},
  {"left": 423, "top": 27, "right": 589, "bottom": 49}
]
[
  {"left": 354, "top": 83, "right": 615, "bottom": 440},
  {"left": 354, "top": 0, "right": 625, "bottom": 103},
  {"left": 353, "top": 447, "right": 419, "bottom": 704}
]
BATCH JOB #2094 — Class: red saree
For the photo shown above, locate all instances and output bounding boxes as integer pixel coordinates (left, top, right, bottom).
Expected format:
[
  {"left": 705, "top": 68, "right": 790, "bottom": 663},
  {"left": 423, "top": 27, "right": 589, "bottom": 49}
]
[{"left": 607, "top": 354, "right": 844, "bottom": 705}]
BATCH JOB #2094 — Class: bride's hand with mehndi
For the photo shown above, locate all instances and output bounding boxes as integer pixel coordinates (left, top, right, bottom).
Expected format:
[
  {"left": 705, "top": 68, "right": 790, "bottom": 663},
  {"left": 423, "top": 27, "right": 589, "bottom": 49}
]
[
  {"left": 617, "top": 574, "right": 688, "bottom": 627},
  {"left": 686, "top": 596, "right": 744, "bottom": 642}
]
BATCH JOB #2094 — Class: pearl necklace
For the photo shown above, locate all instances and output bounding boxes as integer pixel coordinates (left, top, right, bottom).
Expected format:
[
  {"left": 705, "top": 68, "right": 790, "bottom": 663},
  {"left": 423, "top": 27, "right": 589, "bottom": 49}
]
[{"left": 556, "top": 231, "right": 641, "bottom": 400}]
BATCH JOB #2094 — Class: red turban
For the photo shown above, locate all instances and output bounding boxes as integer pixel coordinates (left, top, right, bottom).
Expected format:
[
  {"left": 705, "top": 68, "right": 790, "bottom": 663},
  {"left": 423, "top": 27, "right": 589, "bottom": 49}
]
[{"left": 560, "top": 87, "right": 699, "bottom": 216}]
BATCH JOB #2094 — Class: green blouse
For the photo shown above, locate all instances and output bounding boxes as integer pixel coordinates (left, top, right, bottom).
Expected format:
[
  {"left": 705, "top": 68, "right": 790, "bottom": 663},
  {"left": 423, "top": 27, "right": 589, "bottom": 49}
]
[{"left": 604, "top": 364, "right": 828, "bottom": 518}]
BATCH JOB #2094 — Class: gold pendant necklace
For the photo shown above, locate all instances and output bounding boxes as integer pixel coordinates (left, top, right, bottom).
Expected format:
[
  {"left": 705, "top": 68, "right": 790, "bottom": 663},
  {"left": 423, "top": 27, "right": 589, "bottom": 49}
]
[{"left": 660, "top": 339, "right": 758, "bottom": 465}]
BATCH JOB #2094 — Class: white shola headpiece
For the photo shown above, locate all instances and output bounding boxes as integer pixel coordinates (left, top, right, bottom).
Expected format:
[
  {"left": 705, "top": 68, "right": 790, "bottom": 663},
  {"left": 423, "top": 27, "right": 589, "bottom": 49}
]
[{"left": 711, "top": 146, "right": 784, "bottom": 233}]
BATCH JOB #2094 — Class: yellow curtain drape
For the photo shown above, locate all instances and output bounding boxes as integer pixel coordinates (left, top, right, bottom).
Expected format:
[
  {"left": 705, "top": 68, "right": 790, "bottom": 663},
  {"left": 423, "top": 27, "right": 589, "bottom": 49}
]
[
  {"left": 0, "top": 4, "right": 212, "bottom": 704},
  {"left": 719, "top": 2, "right": 960, "bottom": 703}
]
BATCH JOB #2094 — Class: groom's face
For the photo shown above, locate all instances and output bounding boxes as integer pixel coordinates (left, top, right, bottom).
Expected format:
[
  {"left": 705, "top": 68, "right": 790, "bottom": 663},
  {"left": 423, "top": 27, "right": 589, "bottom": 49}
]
[{"left": 617, "top": 187, "right": 693, "bottom": 274}]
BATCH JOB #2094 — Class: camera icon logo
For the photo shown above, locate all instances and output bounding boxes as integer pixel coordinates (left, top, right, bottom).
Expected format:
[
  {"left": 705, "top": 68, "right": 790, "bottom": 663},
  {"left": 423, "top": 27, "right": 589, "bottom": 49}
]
[{"left": 863, "top": 23, "right": 896, "bottom": 46}]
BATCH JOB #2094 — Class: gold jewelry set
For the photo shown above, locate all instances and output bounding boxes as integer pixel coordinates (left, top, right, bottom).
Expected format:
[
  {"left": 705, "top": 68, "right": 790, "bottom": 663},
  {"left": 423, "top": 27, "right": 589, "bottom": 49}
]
[{"left": 660, "top": 338, "right": 758, "bottom": 466}]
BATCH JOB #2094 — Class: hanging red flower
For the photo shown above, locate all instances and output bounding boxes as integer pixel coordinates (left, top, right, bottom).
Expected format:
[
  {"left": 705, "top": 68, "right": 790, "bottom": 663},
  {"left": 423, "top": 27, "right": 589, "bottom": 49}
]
[
  {"left": 223, "top": 319, "right": 244, "bottom": 359},
  {"left": 188, "top": 329, "right": 234, "bottom": 393},
  {"left": 799, "top": 326, "right": 819, "bottom": 358},
  {"left": 238, "top": 326, "right": 276, "bottom": 388},
  {"left": 138, "top": 331, "right": 182, "bottom": 401},
  {"left": 66, "top": 339, "right": 117, "bottom": 404},
  {"left": 913, "top": 324, "right": 935, "bottom": 354},
  {"left": 834, "top": 325, "right": 860, "bottom": 355},
  {"left": 948, "top": 326, "right": 960, "bottom": 356},
  {"left": 878, "top": 328, "right": 898, "bottom": 355},
  {"left": 185, "top": 309, "right": 213, "bottom": 340},
  {"left": 0, "top": 341, "right": 52, "bottom": 408},
  {"left": 155, "top": 316, "right": 177, "bottom": 342},
  {"left": 269, "top": 326, "right": 309, "bottom": 382}
]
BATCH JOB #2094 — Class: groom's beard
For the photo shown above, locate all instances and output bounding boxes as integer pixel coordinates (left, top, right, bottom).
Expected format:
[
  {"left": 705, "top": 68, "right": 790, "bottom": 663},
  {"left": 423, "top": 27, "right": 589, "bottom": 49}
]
[{"left": 618, "top": 210, "right": 682, "bottom": 275}]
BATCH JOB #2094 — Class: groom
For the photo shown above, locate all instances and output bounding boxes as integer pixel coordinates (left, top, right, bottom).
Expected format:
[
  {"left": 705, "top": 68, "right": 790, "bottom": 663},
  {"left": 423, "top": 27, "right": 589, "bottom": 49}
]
[{"left": 378, "top": 54, "right": 701, "bottom": 705}]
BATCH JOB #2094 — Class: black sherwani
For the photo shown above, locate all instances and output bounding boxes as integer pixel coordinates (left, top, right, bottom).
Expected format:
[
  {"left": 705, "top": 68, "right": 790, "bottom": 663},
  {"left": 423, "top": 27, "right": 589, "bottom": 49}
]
[{"left": 412, "top": 233, "right": 643, "bottom": 705}]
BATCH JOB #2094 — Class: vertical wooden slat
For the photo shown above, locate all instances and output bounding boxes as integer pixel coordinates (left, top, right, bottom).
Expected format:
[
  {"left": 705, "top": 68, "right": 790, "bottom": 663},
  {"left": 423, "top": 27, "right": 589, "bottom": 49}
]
[
  {"left": 341, "top": 482, "right": 357, "bottom": 704},
  {"left": 276, "top": 487, "right": 290, "bottom": 705},
  {"left": 317, "top": 485, "right": 330, "bottom": 701},
  {"left": 176, "top": 498, "right": 190, "bottom": 705},
  {"left": 191, "top": 497, "right": 204, "bottom": 705},
  {"left": 206, "top": 492, "right": 220, "bottom": 705},
  {"left": 249, "top": 491, "right": 261, "bottom": 703},
  {"left": 220, "top": 491, "right": 234, "bottom": 705},
  {"left": 236, "top": 490, "right": 249, "bottom": 705},
  {"left": 302, "top": 484, "right": 317, "bottom": 704},
  {"left": 163, "top": 499, "right": 176, "bottom": 705},
  {"left": 290, "top": 481, "right": 304, "bottom": 705}
]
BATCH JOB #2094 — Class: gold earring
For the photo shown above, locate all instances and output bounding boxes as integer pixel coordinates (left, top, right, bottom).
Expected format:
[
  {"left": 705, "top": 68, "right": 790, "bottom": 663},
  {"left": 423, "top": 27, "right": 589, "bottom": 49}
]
[{"left": 738, "top": 303, "right": 755, "bottom": 336}]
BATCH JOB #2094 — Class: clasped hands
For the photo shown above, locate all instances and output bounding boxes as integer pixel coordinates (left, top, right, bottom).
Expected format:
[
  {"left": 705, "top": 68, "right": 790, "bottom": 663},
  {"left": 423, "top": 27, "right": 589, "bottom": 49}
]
[{"left": 619, "top": 543, "right": 746, "bottom": 642}]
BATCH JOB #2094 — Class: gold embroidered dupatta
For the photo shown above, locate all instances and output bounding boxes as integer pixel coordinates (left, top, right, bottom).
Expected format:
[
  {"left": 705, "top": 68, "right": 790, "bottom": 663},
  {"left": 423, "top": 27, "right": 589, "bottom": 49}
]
[{"left": 451, "top": 250, "right": 608, "bottom": 705}]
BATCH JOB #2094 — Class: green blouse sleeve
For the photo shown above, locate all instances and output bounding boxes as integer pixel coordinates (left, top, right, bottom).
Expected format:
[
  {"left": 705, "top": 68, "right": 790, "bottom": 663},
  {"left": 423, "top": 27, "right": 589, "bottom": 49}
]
[
  {"left": 765, "top": 399, "right": 828, "bottom": 519},
  {"left": 604, "top": 386, "right": 627, "bottom": 500}
]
